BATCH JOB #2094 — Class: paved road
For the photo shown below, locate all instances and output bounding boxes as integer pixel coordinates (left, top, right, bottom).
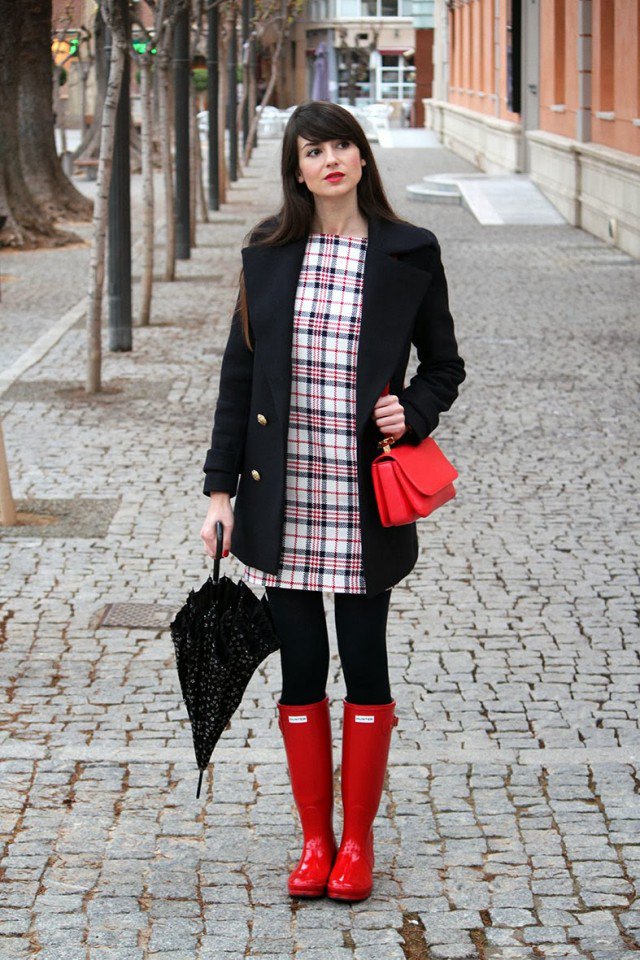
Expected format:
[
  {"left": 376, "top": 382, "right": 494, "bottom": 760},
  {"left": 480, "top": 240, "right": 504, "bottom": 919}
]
[{"left": 1, "top": 135, "right": 639, "bottom": 960}]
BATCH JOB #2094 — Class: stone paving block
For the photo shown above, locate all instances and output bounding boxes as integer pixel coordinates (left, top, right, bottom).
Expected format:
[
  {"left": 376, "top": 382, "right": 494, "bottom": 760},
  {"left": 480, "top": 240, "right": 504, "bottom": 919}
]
[{"left": 0, "top": 937, "right": 31, "bottom": 959}]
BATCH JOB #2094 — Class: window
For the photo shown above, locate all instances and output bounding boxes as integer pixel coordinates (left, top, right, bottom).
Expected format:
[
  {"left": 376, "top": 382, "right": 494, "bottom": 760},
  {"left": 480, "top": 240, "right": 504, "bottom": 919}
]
[
  {"left": 337, "top": 0, "right": 359, "bottom": 16},
  {"left": 553, "top": 0, "right": 566, "bottom": 104},
  {"left": 598, "top": 0, "right": 614, "bottom": 113},
  {"left": 336, "top": 0, "right": 409, "bottom": 16},
  {"left": 379, "top": 54, "right": 416, "bottom": 99},
  {"left": 309, "top": 0, "right": 328, "bottom": 18}
]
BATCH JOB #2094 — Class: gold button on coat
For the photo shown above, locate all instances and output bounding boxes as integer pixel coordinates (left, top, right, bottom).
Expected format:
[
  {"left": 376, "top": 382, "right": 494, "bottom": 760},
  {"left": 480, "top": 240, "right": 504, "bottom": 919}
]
[
  {"left": 251, "top": 469, "right": 261, "bottom": 481},
  {"left": 257, "top": 413, "right": 267, "bottom": 425}
]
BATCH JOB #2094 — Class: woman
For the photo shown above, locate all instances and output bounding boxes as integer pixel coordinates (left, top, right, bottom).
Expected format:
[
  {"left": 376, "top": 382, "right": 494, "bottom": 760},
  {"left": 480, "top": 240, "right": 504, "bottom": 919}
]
[{"left": 200, "top": 101, "right": 466, "bottom": 901}]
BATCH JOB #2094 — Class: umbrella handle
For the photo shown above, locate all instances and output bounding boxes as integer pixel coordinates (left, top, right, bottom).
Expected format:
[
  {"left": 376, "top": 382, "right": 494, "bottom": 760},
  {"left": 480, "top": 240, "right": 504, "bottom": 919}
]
[{"left": 212, "top": 520, "right": 224, "bottom": 583}]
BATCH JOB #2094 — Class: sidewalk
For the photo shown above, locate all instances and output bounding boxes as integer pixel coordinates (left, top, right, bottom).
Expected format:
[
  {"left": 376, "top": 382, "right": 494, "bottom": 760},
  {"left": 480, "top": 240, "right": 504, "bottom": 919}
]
[{"left": 1, "top": 135, "right": 640, "bottom": 960}]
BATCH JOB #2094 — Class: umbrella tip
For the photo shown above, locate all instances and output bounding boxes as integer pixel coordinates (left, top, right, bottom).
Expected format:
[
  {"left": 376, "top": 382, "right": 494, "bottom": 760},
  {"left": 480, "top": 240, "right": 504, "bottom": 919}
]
[{"left": 196, "top": 769, "right": 204, "bottom": 799}]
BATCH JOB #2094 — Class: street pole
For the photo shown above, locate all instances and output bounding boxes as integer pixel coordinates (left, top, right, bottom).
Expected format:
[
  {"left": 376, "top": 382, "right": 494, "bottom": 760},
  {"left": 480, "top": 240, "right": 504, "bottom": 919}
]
[
  {"left": 207, "top": 1, "right": 219, "bottom": 211},
  {"left": 228, "top": 6, "right": 238, "bottom": 182},
  {"left": 106, "top": 0, "right": 132, "bottom": 352},
  {"left": 174, "top": 5, "right": 191, "bottom": 259}
]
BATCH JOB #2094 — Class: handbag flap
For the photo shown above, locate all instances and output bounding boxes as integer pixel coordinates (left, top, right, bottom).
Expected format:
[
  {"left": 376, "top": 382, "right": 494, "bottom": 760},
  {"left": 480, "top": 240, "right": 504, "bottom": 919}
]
[{"left": 374, "top": 437, "right": 458, "bottom": 496}]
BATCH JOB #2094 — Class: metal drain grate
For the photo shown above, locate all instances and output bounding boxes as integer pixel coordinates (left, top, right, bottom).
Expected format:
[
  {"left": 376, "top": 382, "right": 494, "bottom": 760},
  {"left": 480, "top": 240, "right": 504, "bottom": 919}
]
[{"left": 97, "top": 602, "right": 175, "bottom": 629}]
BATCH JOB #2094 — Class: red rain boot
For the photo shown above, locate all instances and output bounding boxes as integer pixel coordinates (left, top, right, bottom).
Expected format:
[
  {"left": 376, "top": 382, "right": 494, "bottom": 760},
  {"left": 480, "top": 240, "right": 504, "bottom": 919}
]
[
  {"left": 327, "top": 698, "right": 399, "bottom": 902},
  {"left": 277, "top": 695, "right": 338, "bottom": 897}
]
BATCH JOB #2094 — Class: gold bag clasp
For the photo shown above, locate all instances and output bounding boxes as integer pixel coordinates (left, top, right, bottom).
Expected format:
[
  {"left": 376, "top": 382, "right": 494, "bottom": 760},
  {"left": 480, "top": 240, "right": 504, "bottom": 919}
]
[{"left": 377, "top": 435, "right": 396, "bottom": 453}]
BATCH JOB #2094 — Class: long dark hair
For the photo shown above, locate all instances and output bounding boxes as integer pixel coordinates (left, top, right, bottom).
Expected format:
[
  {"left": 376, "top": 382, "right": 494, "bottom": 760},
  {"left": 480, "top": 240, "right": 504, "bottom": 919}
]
[{"left": 237, "top": 99, "right": 405, "bottom": 350}]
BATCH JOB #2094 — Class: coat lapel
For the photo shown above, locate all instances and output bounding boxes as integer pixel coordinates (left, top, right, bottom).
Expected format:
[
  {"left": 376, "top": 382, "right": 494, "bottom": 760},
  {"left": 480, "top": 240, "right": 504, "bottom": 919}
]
[{"left": 241, "top": 213, "right": 433, "bottom": 446}]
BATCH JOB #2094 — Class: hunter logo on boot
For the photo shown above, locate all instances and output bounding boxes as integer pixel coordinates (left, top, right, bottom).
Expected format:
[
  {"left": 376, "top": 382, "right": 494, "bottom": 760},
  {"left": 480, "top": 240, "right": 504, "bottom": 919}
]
[
  {"left": 355, "top": 715, "right": 374, "bottom": 723},
  {"left": 288, "top": 715, "right": 308, "bottom": 723}
]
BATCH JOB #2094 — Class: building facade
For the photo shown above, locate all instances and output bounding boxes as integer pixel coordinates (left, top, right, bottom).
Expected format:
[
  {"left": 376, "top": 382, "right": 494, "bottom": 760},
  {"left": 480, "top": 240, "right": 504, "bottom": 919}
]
[
  {"left": 285, "top": 0, "right": 422, "bottom": 123},
  {"left": 426, "top": 0, "right": 640, "bottom": 258}
]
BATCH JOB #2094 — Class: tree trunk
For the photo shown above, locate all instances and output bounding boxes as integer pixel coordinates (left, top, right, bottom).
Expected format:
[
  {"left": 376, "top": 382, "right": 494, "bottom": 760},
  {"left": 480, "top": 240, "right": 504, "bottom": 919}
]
[
  {"left": 243, "top": 18, "right": 285, "bottom": 168},
  {"left": 194, "top": 83, "right": 208, "bottom": 225},
  {"left": 218, "top": 17, "right": 229, "bottom": 204},
  {"left": 86, "top": 37, "right": 125, "bottom": 393},
  {"left": 189, "top": 79, "right": 197, "bottom": 246},
  {"left": 19, "top": 0, "right": 93, "bottom": 222},
  {"left": 74, "top": 10, "right": 107, "bottom": 160},
  {"left": 246, "top": 23, "right": 257, "bottom": 166},
  {"left": 54, "top": 70, "right": 68, "bottom": 154},
  {"left": 0, "top": 419, "right": 17, "bottom": 527},
  {"left": 0, "top": 0, "right": 70, "bottom": 247},
  {"left": 79, "top": 59, "right": 90, "bottom": 136},
  {"left": 158, "top": 50, "right": 176, "bottom": 281},
  {"left": 139, "top": 56, "right": 154, "bottom": 325}
]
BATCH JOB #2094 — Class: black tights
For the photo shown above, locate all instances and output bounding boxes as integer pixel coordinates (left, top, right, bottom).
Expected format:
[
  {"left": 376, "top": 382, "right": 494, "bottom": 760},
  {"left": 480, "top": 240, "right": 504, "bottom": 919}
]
[{"left": 265, "top": 586, "right": 393, "bottom": 706}]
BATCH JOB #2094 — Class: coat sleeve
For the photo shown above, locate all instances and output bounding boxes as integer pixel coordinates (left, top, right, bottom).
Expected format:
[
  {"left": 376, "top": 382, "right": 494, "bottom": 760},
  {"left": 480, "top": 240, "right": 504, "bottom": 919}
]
[
  {"left": 202, "top": 286, "right": 254, "bottom": 497},
  {"left": 398, "top": 240, "right": 466, "bottom": 444}
]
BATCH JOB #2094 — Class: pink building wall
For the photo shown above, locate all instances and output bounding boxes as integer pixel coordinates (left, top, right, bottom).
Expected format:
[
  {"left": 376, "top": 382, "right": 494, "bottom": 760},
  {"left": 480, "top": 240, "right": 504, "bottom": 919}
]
[{"left": 448, "top": 0, "right": 639, "bottom": 157}]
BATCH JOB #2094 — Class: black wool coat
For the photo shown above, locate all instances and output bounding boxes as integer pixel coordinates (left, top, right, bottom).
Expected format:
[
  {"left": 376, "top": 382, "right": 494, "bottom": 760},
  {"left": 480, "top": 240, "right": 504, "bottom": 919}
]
[{"left": 202, "top": 211, "right": 466, "bottom": 597}]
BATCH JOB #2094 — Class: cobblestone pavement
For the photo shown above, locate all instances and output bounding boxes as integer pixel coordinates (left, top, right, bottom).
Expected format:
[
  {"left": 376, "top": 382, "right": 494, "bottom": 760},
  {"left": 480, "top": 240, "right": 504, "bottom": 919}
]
[
  {"left": 0, "top": 170, "right": 166, "bottom": 371},
  {"left": 1, "top": 134, "right": 639, "bottom": 960}
]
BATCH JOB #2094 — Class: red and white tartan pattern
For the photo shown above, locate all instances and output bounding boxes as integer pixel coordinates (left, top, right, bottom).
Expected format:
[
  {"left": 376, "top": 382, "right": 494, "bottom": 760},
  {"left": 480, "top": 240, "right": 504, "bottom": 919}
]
[{"left": 243, "top": 233, "right": 368, "bottom": 593}]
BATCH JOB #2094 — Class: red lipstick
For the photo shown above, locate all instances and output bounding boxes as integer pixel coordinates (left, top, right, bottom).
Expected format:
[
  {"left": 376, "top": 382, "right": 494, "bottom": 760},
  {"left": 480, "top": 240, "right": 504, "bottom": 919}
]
[{"left": 325, "top": 173, "right": 345, "bottom": 182}]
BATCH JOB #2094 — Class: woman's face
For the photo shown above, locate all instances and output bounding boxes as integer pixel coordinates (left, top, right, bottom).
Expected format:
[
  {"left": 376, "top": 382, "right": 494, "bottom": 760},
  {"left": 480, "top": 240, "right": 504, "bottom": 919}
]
[{"left": 295, "top": 135, "right": 365, "bottom": 199}]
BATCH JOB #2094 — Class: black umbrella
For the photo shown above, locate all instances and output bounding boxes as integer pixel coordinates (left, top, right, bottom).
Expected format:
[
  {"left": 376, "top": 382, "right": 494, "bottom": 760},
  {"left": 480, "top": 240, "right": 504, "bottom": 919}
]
[{"left": 170, "top": 521, "right": 280, "bottom": 797}]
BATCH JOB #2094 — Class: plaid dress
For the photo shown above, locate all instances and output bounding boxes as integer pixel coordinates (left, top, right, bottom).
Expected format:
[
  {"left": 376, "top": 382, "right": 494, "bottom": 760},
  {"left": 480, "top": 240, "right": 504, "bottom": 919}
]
[{"left": 242, "top": 232, "right": 368, "bottom": 593}]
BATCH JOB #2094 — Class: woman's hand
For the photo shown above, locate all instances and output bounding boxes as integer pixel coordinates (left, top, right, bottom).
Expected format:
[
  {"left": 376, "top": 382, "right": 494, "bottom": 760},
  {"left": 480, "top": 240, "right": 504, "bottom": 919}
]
[
  {"left": 371, "top": 393, "right": 410, "bottom": 442},
  {"left": 200, "top": 493, "right": 234, "bottom": 559}
]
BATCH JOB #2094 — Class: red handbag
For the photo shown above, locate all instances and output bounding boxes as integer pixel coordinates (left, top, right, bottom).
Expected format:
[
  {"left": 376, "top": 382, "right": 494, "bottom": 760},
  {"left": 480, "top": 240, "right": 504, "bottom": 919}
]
[{"left": 371, "top": 383, "right": 459, "bottom": 527}]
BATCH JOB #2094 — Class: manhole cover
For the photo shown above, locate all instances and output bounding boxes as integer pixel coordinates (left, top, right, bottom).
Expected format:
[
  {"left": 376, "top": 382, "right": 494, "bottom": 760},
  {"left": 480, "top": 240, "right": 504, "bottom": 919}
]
[{"left": 97, "top": 602, "right": 175, "bottom": 629}]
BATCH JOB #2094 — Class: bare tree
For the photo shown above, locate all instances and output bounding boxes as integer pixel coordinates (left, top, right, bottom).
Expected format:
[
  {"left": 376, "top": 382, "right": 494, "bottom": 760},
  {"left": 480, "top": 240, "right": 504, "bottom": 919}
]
[
  {"left": 75, "top": 25, "right": 95, "bottom": 140},
  {"left": 130, "top": 14, "right": 157, "bottom": 325},
  {"left": 144, "top": 0, "right": 189, "bottom": 282},
  {"left": 241, "top": 0, "right": 303, "bottom": 167},
  {"left": 337, "top": 25, "right": 380, "bottom": 105},
  {"left": 191, "top": 0, "right": 208, "bottom": 232},
  {"left": 217, "top": 3, "right": 230, "bottom": 204},
  {"left": 73, "top": 9, "right": 107, "bottom": 161},
  {"left": 0, "top": 420, "right": 17, "bottom": 527},
  {"left": 86, "top": 1, "right": 129, "bottom": 393}
]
